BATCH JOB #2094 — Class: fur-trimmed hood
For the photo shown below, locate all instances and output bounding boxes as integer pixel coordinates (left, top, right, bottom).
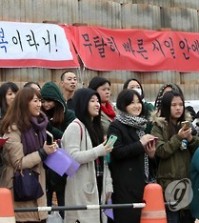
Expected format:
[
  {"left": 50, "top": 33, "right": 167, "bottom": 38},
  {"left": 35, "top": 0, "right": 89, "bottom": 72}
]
[{"left": 149, "top": 110, "right": 192, "bottom": 129}]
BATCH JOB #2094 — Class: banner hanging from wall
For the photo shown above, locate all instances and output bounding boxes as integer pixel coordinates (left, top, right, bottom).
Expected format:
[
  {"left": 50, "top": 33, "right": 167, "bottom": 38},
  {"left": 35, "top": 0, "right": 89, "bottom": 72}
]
[
  {"left": 0, "top": 22, "right": 79, "bottom": 68},
  {"left": 69, "top": 26, "right": 199, "bottom": 72}
]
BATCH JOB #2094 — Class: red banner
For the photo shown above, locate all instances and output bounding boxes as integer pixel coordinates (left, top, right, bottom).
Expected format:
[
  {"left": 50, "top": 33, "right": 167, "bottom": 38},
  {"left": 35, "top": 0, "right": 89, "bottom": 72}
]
[
  {"left": 69, "top": 26, "right": 199, "bottom": 71},
  {"left": 0, "top": 22, "right": 79, "bottom": 69}
]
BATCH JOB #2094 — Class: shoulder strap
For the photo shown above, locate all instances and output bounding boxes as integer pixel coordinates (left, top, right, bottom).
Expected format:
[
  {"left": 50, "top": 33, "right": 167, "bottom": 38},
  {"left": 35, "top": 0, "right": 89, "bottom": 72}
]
[{"left": 74, "top": 121, "right": 83, "bottom": 141}]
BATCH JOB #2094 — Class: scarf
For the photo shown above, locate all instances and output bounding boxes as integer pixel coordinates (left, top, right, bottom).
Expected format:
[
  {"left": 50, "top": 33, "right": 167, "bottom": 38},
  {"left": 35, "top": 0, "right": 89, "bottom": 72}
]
[
  {"left": 101, "top": 102, "right": 116, "bottom": 120},
  {"left": 116, "top": 112, "right": 147, "bottom": 132},
  {"left": 21, "top": 112, "right": 48, "bottom": 155},
  {"left": 116, "top": 112, "right": 150, "bottom": 183}
]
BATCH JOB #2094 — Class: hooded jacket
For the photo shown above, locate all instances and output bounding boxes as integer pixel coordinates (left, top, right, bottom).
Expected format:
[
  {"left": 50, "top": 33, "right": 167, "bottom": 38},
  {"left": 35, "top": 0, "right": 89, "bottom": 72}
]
[
  {"left": 150, "top": 111, "right": 199, "bottom": 191},
  {"left": 41, "top": 82, "right": 75, "bottom": 139}
]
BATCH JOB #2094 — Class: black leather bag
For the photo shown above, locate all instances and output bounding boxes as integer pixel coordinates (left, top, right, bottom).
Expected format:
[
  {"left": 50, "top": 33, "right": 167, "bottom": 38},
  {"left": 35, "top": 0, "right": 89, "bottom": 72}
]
[{"left": 13, "top": 168, "right": 44, "bottom": 201}]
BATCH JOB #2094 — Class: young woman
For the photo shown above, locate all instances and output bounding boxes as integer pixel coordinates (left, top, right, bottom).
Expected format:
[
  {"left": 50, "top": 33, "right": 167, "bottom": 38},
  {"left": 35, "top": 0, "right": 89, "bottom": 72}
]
[
  {"left": 151, "top": 91, "right": 199, "bottom": 223},
  {"left": 88, "top": 76, "right": 116, "bottom": 135},
  {"left": 123, "top": 78, "right": 154, "bottom": 123},
  {"left": 40, "top": 81, "right": 75, "bottom": 219},
  {"left": 107, "top": 89, "right": 156, "bottom": 223},
  {"left": 41, "top": 82, "right": 75, "bottom": 139},
  {"left": 0, "top": 87, "right": 56, "bottom": 223},
  {"left": 0, "top": 82, "right": 19, "bottom": 177},
  {"left": 154, "top": 83, "right": 184, "bottom": 112},
  {"left": 0, "top": 81, "right": 19, "bottom": 120},
  {"left": 61, "top": 88, "right": 113, "bottom": 223},
  {"left": 123, "top": 79, "right": 157, "bottom": 183}
]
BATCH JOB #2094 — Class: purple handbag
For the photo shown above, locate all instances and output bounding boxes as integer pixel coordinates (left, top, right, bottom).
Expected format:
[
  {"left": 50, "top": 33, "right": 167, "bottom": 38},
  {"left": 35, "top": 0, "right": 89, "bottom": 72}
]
[{"left": 13, "top": 169, "right": 44, "bottom": 201}]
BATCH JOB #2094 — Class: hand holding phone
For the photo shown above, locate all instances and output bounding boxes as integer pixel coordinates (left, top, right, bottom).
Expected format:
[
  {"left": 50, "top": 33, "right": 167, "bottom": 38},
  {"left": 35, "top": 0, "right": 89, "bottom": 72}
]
[
  {"left": 105, "top": 135, "right": 118, "bottom": 148},
  {"left": 181, "top": 121, "right": 191, "bottom": 130},
  {"left": 105, "top": 135, "right": 117, "bottom": 163},
  {"left": 153, "top": 137, "right": 158, "bottom": 144},
  {"left": 46, "top": 131, "right": 54, "bottom": 145},
  {"left": 148, "top": 136, "right": 158, "bottom": 143}
]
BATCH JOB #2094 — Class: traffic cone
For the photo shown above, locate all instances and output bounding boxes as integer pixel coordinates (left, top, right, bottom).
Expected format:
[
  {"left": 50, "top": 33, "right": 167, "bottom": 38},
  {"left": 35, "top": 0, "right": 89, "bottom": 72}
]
[
  {"left": 0, "top": 188, "right": 16, "bottom": 223},
  {"left": 141, "top": 183, "right": 167, "bottom": 223}
]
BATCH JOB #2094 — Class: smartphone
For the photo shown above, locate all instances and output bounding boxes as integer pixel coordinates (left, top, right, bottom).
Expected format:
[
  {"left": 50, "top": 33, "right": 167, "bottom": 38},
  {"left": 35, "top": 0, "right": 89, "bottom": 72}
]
[
  {"left": 148, "top": 137, "right": 158, "bottom": 145},
  {"left": 181, "top": 121, "right": 191, "bottom": 130},
  {"left": 46, "top": 131, "right": 54, "bottom": 145},
  {"left": 105, "top": 135, "right": 117, "bottom": 164},
  {"left": 106, "top": 135, "right": 118, "bottom": 148},
  {"left": 153, "top": 137, "right": 158, "bottom": 144}
]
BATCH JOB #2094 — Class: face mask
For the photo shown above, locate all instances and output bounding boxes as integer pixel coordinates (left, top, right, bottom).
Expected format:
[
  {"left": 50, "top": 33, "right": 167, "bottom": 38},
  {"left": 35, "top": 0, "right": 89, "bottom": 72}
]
[{"left": 133, "top": 88, "right": 142, "bottom": 96}]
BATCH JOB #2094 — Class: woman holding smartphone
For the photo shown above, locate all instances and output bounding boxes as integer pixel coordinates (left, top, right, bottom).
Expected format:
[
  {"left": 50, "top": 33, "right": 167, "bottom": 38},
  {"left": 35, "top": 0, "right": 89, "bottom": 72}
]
[
  {"left": 40, "top": 81, "right": 75, "bottom": 219},
  {"left": 107, "top": 89, "right": 156, "bottom": 223},
  {"left": 151, "top": 91, "right": 199, "bottom": 223},
  {"left": 61, "top": 88, "right": 113, "bottom": 223}
]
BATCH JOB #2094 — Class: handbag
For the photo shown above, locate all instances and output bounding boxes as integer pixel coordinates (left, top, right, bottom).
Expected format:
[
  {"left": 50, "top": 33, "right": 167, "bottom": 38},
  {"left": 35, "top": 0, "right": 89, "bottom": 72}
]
[{"left": 13, "top": 168, "right": 44, "bottom": 201}]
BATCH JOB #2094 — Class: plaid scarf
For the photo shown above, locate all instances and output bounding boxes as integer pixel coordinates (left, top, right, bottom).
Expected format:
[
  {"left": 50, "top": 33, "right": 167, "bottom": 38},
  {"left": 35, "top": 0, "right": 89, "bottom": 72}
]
[
  {"left": 116, "top": 111, "right": 147, "bottom": 132},
  {"left": 116, "top": 112, "right": 150, "bottom": 183}
]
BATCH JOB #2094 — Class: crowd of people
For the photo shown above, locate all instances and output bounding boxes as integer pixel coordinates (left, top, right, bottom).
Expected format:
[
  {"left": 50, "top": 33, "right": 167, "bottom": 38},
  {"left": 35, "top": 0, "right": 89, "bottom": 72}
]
[{"left": 0, "top": 71, "right": 198, "bottom": 223}]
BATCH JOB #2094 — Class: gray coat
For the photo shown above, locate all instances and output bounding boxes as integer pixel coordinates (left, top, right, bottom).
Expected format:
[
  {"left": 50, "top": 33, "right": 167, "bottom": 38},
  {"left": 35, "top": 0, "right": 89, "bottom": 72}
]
[{"left": 61, "top": 119, "right": 113, "bottom": 223}]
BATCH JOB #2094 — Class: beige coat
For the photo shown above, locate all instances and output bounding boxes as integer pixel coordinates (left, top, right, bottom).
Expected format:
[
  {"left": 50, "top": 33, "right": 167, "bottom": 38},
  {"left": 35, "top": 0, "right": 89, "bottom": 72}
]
[
  {"left": 0, "top": 126, "right": 48, "bottom": 222},
  {"left": 61, "top": 119, "right": 113, "bottom": 223}
]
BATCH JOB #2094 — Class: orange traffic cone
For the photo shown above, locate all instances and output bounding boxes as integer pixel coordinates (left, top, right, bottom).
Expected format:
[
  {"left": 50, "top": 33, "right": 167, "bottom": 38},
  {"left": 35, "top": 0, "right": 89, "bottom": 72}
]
[
  {"left": 141, "top": 183, "right": 167, "bottom": 223},
  {"left": 0, "top": 188, "right": 16, "bottom": 223}
]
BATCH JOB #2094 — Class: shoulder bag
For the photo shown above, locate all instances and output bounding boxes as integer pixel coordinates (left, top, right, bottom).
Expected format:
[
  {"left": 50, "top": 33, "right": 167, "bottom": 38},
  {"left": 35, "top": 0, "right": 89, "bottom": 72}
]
[{"left": 13, "top": 164, "right": 44, "bottom": 202}]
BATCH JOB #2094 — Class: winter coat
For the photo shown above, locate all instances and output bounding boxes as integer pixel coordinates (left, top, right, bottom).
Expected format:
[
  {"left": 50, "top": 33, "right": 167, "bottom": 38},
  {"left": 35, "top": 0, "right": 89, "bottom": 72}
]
[
  {"left": 61, "top": 119, "right": 113, "bottom": 223},
  {"left": 107, "top": 119, "right": 146, "bottom": 223},
  {"left": 41, "top": 81, "right": 75, "bottom": 139},
  {"left": 150, "top": 112, "right": 199, "bottom": 192},
  {"left": 41, "top": 81, "right": 75, "bottom": 203},
  {"left": 190, "top": 147, "right": 199, "bottom": 219},
  {"left": 101, "top": 111, "right": 114, "bottom": 135},
  {"left": 0, "top": 125, "right": 47, "bottom": 222},
  {"left": 143, "top": 101, "right": 155, "bottom": 133}
]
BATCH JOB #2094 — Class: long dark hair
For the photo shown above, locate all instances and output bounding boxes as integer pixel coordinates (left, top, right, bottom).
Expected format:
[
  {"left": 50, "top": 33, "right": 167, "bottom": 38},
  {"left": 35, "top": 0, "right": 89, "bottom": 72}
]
[
  {"left": 154, "top": 83, "right": 184, "bottom": 111},
  {"left": 1, "top": 88, "right": 41, "bottom": 134},
  {"left": 42, "top": 101, "right": 64, "bottom": 128},
  {"left": 73, "top": 88, "right": 104, "bottom": 146},
  {"left": 160, "top": 91, "right": 185, "bottom": 138},
  {"left": 0, "top": 82, "right": 19, "bottom": 118}
]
